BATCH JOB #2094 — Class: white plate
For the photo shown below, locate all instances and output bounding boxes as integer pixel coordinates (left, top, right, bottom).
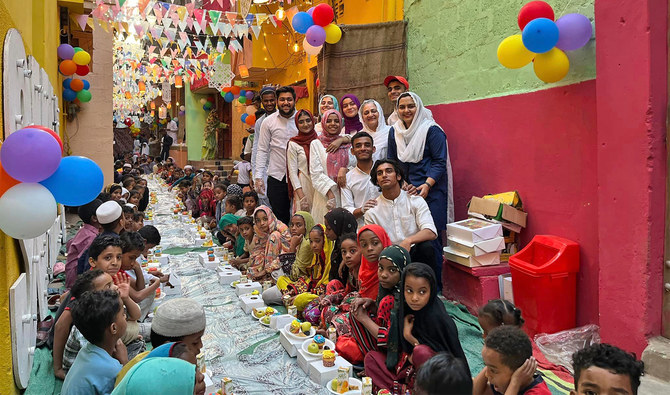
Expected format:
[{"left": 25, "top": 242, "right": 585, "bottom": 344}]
[
  {"left": 258, "top": 315, "right": 272, "bottom": 326},
  {"left": 251, "top": 307, "right": 278, "bottom": 319},
  {"left": 301, "top": 337, "right": 335, "bottom": 356},
  {"left": 326, "top": 378, "right": 362, "bottom": 395},
  {"left": 283, "top": 323, "right": 316, "bottom": 340}
]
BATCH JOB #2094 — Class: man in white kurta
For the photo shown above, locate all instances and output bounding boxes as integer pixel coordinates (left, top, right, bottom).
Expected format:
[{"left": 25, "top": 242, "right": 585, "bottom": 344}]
[{"left": 341, "top": 132, "right": 380, "bottom": 228}]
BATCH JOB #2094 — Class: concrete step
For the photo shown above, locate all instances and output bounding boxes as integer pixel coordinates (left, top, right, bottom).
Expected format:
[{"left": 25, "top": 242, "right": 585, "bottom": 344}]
[
  {"left": 642, "top": 337, "right": 670, "bottom": 382},
  {"left": 639, "top": 375, "right": 670, "bottom": 395}
]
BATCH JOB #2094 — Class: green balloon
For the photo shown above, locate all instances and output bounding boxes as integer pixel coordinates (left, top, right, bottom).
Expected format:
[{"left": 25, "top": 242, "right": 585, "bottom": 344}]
[
  {"left": 74, "top": 47, "right": 84, "bottom": 53},
  {"left": 220, "top": 91, "right": 226, "bottom": 97},
  {"left": 238, "top": 96, "right": 247, "bottom": 104},
  {"left": 77, "top": 89, "right": 92, "bottom": 102}
]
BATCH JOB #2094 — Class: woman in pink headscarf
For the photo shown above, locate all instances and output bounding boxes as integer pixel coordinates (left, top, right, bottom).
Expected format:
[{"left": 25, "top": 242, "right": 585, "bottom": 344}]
[{"left": 309, "top": 109, "right": 351, "bottom": 224}]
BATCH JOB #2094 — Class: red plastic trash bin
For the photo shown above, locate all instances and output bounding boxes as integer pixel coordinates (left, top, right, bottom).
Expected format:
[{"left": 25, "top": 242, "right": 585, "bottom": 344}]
[{"left": 509, "top": 235, "right": 579, "bottom": 336}]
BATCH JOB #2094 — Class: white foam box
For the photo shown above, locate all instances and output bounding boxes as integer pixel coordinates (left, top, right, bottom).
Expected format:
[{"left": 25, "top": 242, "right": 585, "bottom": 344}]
[
  {"left": 143, "top": 219, "right": 154, "bottom": 226},
  {"left": 218, "top": 270, "right": 241, "bottom": 285},
  {"left": 443, "top": 246, "right": 501, "bottom": 267},
  {"left": 235, "top": 281, "right": 262, "bottom": 296},
  {"left": 217, "top": 264, "right": 235, "bottom": 272},
  {"left": 297, "top": 348, "right": 320, "bottom": 373},
  {"left": 447, "top": 236, "right": 505, "bottom": 256},
  {"left": 203, "top": 371, "right": 215, "bottom": 394},
  {"left": 162, "top": 273, "right": 182, "bottom": 296},
  {"left": 498, "top": 274, "right": 514, "bottom": 303},
  {"left": 199, "top": 253, "right": 219, "bottom": 269},
  {"left": 239, "top": 293, "right": 265, "bottom": 314},
  {"left": 308, "top": 355, "right": 352, "bottom": 386},
  {"left": 155, "top": 254, "right": 169, "bottom": 266},
  {"left": 447, "top": 218, "right": 502, "bottom": 243},
  {"left": 270, "top": 314, "right": 295, "bottom": 331},
  {"left": 279, "top": 328, "right": 304, "bottom": 357}
]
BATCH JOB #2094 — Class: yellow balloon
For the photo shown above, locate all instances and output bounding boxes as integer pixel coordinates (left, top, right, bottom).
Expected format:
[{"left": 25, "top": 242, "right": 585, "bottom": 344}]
[
  {"left": 533, "top": 48, "right": 570, "bottom": 83},
  {"left": 72, "top": 50, "right": 91, "bottom": 66},
  {"left": 324, "top": 23, "right": 342, "bottom": 44},
  {"left": 497, "top": 35, "right": 535, "bottom": 69}
]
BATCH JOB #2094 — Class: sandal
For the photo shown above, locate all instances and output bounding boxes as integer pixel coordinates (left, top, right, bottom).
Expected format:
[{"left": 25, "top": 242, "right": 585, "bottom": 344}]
[
  {"left": 36, "top": 316, "right": 54, "bottom": 348},
  {"left": 48, "top": 294, "right": 61, "bottom": 311}
]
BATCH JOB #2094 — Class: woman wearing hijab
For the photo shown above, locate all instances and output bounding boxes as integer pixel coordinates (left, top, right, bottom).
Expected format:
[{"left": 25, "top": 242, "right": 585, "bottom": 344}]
[
  {"left": 324, "top": 208, "right": 358, "bottom": 282},
  {"left": 387, "top": 92, "right": 454, "bottom": 291},
  {"left": 315, "top": 94, "right": 339, "bottom": 135},
  {"left": 112, "top": 357, "right": 205, "bottom": 395},
  {"left": 348, "top": 245, "right": 410, "bottom": 365},
  {"left": 364, "top": 262, "right": 468, "bottom": 393},
  {"left": 341, "top": 94, "right": 364, "bottom": 135},
  {"left": 248, "top": 206, "right": 291, "bottom": 283},
  {"left": 359, "top": 99, "right": 390, "bottom": 161},
  {"left": 287, "top": 109, "right": 318, "bottom": 214},
  {"left": 309, "top": 109, "right": 351, "bottom": 223}
]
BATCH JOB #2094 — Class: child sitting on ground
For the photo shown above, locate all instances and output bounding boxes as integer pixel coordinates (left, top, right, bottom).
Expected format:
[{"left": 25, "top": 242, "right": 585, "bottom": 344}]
[
  {"left": 224, "top": 195, "right": 246, "bottom": 217},
  {"left": 65, "top": 199, "right": 102, "bottom": 289},
  {"left": 122, "top": 205, "right": 135, "bottom": 232},
  {"left": 473, "top": 326, "right": 550, "bottom": 395},
  {"left": 113, "top": 355, "right": 206, "bottom": 394},
  {"left": 478, "top": 299, "right": 524, "bottom": 338},
  {"left": 243, "top": 191, "right": 259, "bottom": 216},
  {"left": 571, "top": 343, "right": 644, "bottom": 395},
  {"left": 131, "top": 211, "right": 144, "bottom": 231},
  {"left": 230, "top": 216, "right": 253, "bottom": 269},
  {"left": 210, "top": 183, "right": 227, "bottom": 229},
  {"left": 78, "top": 201, "right": 125, "bottom": 274},
  {"left": 414, "top": 352, "right": 473, "bottom": 395},
  {"left": 51, "top": 269, "right": 115, "bottom": 379},
  {"left": 138, "top": 225, "right": 161, "bottom": 257},
  {"left": 61, "top": 290, "right": 129, "bottom": 394},
  {"left": 197, "top": 189, "right": 217, "bottom": 227},
  {"left": 218, "top": 214, "right": 246, "bottom": 257},
  {"left": 127, "top": 190, "right": 141, "bottom": 207}
]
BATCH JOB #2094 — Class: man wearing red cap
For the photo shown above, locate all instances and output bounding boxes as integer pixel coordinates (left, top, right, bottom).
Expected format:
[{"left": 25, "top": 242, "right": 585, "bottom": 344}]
[{"left": 383, "top": 75, "right": 409, "bottom": 125}]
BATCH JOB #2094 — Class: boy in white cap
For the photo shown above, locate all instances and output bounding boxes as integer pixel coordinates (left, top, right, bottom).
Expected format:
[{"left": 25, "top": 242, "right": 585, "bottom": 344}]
[
  {"left": 77, "top": 201, "right": 125, "bottom": 274},
  {"left": 169, "top": 165, "right": 195, "bottom": 189}
]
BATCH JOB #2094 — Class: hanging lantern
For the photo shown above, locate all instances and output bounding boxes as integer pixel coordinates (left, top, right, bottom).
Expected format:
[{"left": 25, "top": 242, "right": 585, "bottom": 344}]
[
  {"left": 150, "top": 102, "right": 156, "bottom": 110},
  {"left": 167, "top": 103, "right": 172, "bottom": 110},
  {"left": 175, "top": 75, "right": 183, "bottom": 88},
  {"left": 239, "top": 65, "right": 250, "bottom": 79},
  {"left": 138, "top": 81, "right": 146, "bottom": 93}
]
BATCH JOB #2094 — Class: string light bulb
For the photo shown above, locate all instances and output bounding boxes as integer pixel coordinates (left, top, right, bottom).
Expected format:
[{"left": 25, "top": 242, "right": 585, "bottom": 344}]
[
  {"left": 293, "top": 41, "right": 299, "bottom": 53},
  {"left": 275, "top": 5, "right": 286, "bottom": 20}
]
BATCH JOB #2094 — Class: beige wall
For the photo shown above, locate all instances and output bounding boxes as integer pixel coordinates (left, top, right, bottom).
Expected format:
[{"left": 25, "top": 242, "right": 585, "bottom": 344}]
[{"left": 66, "top": 28, "right": 114, "bottom": 185}]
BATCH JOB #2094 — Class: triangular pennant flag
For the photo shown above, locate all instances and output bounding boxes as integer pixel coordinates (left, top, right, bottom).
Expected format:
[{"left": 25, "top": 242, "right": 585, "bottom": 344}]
[
  {"left": 163, "top": 16, "right": 173, "bottom": 29},
  {"left": 236, "top": 36, "right": 244, "bottom": 48},
  {"left": 122, "top": 22, "right": 130, "bottom": 33},
  {"left": 178, "top": 20, "right": 188, "bottom": 31},
  {"left": 154, "top": 4, "right": 163, "bottom": 21},
  {"left": 245, "top": 13, "right": 254, "bottom": 27},
  {"left": 268, "top": 15, "right": 277, "bottom": 28},
  {"left": 193, "top": 20, "right": 202, "bottom": 34},
  {"left": 287, "top": 6, "right": 298, "bottom": 24},
  {"left": 256, "top": 13, "right": 268, "bottom": 26},
  {"left": 87, "top": 17, "right": 95, "bottom": 30},
  {"left": 164, "top": 28, "right": 176, "bottom": 42},
  {"left": 198, "top": 35, "right": 206, "bottom": 47},
  {"left": 134, "top": 23, "right": 144, "bottom": 36},
  {"left": 193, "top": 9, "right": 203, "bottom": 25},
  {"left": 100, "top": 20, "right": 109, "bottom": 32},
  {"left": 210, "top": 22, "right": 219, "bottom": 34},
  {"left": 237, "top": 24, "right": 249, "bottom": 38},
  {"left": 221, "top": 36, "right": 231, "bottom": 48},
  {"left": 226, "top": 12, "right": 237, "bottom": 25},
  {"left": 160, "top": 47, "right": 168, "bottom": 57},
  {"left": 217, "top": 0, "right": 224, "bottom": 8},
  {"left": 208, "top": 10, "right": 221, "bottom": 25},
  {"left": 73, "top": 14, "right": 89, "bottom": 31},
  {"left": 216, "top": 41, "right": 225, "bottom": 53},
  {"left": 228, "top": 43, "right": 237, "bottom": 53},
  {"left": 209, "top": 36, "right": 220, "bottom": 47},
  {"left": 185, "top": 1, "right": 194, "bottom": 16},
  {"left": 176, "top": 5, "right": 186, "bottom": 21},
  {"left": 148, "top": 45, "right": 156, "bottom": 54},
  {"left": 146, "top": 15, "right": 156, "bottom": 26},
  {"left": 195, "top": 40, "right": 204, "bottom": 53},
  {"left": 178, "top": 38, "right": 188, "bottom": 51},
  {"left": 251, "top": 25, "right": 261, "bottom": 39},
  {"left": 179, "top": 31, "right": 188, "bottom": 42},
  {"left": 186, "top": 16, "right": 194, "bottom": 30},
  {"left": 220, "top": 22, "right": 232, "bottom": 37}
]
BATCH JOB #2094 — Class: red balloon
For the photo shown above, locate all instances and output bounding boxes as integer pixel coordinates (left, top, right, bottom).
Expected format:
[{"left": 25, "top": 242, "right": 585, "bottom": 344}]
[
  {"left": 29, "top": 125, "right": 64, "bottom": 153},
  {"left": 518, "top": 1, "right": 554, "bottom": 30},
  {"left": 312, "top": 3, "right": 334, "bottom": 27},
  {"left": 76, "top": 64, "right": 90, "bottom": 76}
]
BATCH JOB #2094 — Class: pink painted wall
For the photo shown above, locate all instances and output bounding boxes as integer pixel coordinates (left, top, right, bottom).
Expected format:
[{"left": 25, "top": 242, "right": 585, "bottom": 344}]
[
  {"left": 595, "top": 0, "right": 666, "bottom": 355},
  {"left": 428, "top": 80, "right": 600, "bottom": 326}
]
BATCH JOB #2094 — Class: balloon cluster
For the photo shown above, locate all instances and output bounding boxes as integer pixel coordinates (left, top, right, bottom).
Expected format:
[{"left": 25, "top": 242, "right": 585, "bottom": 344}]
[
  {"left": 0, "top": 127, "right": 103, "bottom": 239},
  {"left": 240, "top": 104, "right": 257, "bottom": 126},
  {"left": 221, "top": 86, "right": 255, "bottom": 104},
  {"left": 58, "top": 44, "right": 93, "bottom": 102},
  {"left": 497, "top": 1, "right": 592, "bottom": 83},
  {"left": 292, "top": 4, "right": 342, "bottom": 56},
  {"left": 200, "top": 96, "right": 215, "bottom": 112}
]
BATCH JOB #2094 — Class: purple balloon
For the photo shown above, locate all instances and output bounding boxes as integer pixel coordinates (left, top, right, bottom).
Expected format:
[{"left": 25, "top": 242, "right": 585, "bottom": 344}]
[
  {"left": 305, "top": 25, "right": 326, "bottom": 47},
  {"left": 245, "top": 91, "right": 254, "bottom": 100},
  {"left": 307, "top": 7, "right": 315, "bottom": 16},
  {"left": 57, "top": 44, "right": 74, "bottom": 60},
  {"left": 0, "top": 128, "right": 62, "bottom": 182},
  {"left": 555, "top": 13, "right": 593, "bottom": 51}
]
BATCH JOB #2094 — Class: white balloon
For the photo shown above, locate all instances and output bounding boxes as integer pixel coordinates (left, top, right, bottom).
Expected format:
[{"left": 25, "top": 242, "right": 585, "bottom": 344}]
[
  {"left": 303, "top": 38, "right": 322, "bottom": 56},
  {"left": 0, "top": 183, "right": 57, "bottom": 239}
]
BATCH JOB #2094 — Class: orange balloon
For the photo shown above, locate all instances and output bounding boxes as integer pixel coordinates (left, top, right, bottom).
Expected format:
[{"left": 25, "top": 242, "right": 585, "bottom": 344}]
[
  {"left": 0, "top": 161, "right": 20, "bottom": 198},
  {"left": 125, "top": 91, "right": 132, "bottom": 99},
  {"left": 70, "top": 78, "right": 84, "bottom": 92},
  {"left": 245, "top": 115, "right": 256, "bottom": 126},
  {"left": 222, "top": 87, "right": 231, "bottom": 93},
  {"left": 59, "top": 60, "right": 77, "bottom": 75},
  {"left": 231, "top": 86, "right": 241, "bottom": 95}
]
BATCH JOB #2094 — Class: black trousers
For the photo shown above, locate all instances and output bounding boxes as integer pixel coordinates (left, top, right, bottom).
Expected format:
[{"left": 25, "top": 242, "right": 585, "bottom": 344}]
[
  {"left": 267, "top": 176, "right": 290, "bottom": 225},
  {"left": 160, "top": 146, "right": 170, "bottom": 161}
]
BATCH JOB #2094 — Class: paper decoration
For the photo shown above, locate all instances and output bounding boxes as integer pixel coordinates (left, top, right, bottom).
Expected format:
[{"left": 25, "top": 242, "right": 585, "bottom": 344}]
[{"left": 208, "top": 60, "right": 235, "bottom": 92}]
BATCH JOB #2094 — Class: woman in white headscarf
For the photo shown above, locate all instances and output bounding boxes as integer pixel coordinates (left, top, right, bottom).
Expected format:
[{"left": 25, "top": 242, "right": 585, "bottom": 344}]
[
  {"left": 358, "top": 99, "right": 390, "bottom": 161},
  {"left": 387, "top": 92, "right": 454, "bottom": 289},
  {"left": 315, "top": 94, "right": 339, "bottom": 135}
]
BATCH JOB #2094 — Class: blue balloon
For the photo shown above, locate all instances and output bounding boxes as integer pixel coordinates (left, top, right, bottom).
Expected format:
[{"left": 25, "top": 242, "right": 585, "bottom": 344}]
[
  {"left": 63, "top": 89, "right": 77, "bottom": 101},
  {"left": 40, "top": 156, "right": 103, "bottom": 206},
  {"left": 62, "top": 78, "right": 72, "bottom": 90},
  {"left": 241, "top": 113, "right": 248, "bottom": 122},
  {"left": 522, "top": 18, "right": 560, "bottom": 53},
  {"left": 224, "top": 92, "right": 234, "bottom": 102},
  {"left": 82, "top": 79, "right": 90, "bottom": 90},
  {"left": 292, "top": 12, "right": 313, "bottom": 34}
]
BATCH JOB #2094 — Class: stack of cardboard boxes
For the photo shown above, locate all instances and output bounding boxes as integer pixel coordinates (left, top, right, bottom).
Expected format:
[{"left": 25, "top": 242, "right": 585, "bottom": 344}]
[{"left": 444, "top": 191, "right": 527, "bottom": 268}]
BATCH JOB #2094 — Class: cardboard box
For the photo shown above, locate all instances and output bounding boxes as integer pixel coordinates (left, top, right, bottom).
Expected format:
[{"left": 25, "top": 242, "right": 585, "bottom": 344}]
[
  {"left": 447, "top": 219, "right": 503, "bottom": 243},
  {"left": 498, "top": 274, "right": 514, "bottom": 302},
  {"left": 448, "top": 236, "right": 505, "bottom": 257},
  {"left": 483, "top": 191, "right": 522, "bottom": 208},
  {"left": 162, "top": 273, "right": 182, "bottom": 296},
  {"left": 238, "top": 293, "right": 265, "bottom": 314},
  {"left": 236, "top": 281, "right": 262, "bottom": 296},
  {"left": 308, "top": 355, "right": 352, "bottom": 386},
  {"left": 444, "top": 247, "right": 500, "bottom": 267},
  {"left": 468, "top": 196, "right": 527, "bottom": 228},
  {"left": 297, "top": 348, "right": 320, "bottom": 373},
  {"left": 218, "top": 270, "right": 241, "bottom": 285},
  {"left": 279, "top": 328, "right": 304, "bottom": 357}
]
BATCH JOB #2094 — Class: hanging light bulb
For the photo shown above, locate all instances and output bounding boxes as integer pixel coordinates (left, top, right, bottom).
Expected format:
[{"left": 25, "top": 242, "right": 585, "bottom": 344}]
[
  {"left": 275, "top": 5, "right": 286, "bottom": 21},
  {"left": 293, "top": 41, "right": 299, "bottom": 53}
]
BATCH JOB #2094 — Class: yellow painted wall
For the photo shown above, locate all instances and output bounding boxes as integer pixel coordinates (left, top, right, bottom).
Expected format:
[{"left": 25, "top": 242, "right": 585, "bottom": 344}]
[
  {"left": 249, "top": 0, "right": 403, "bottom": 114},
  {"left": 0, "top": 1, "right": 61, "bottom": 393}
]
